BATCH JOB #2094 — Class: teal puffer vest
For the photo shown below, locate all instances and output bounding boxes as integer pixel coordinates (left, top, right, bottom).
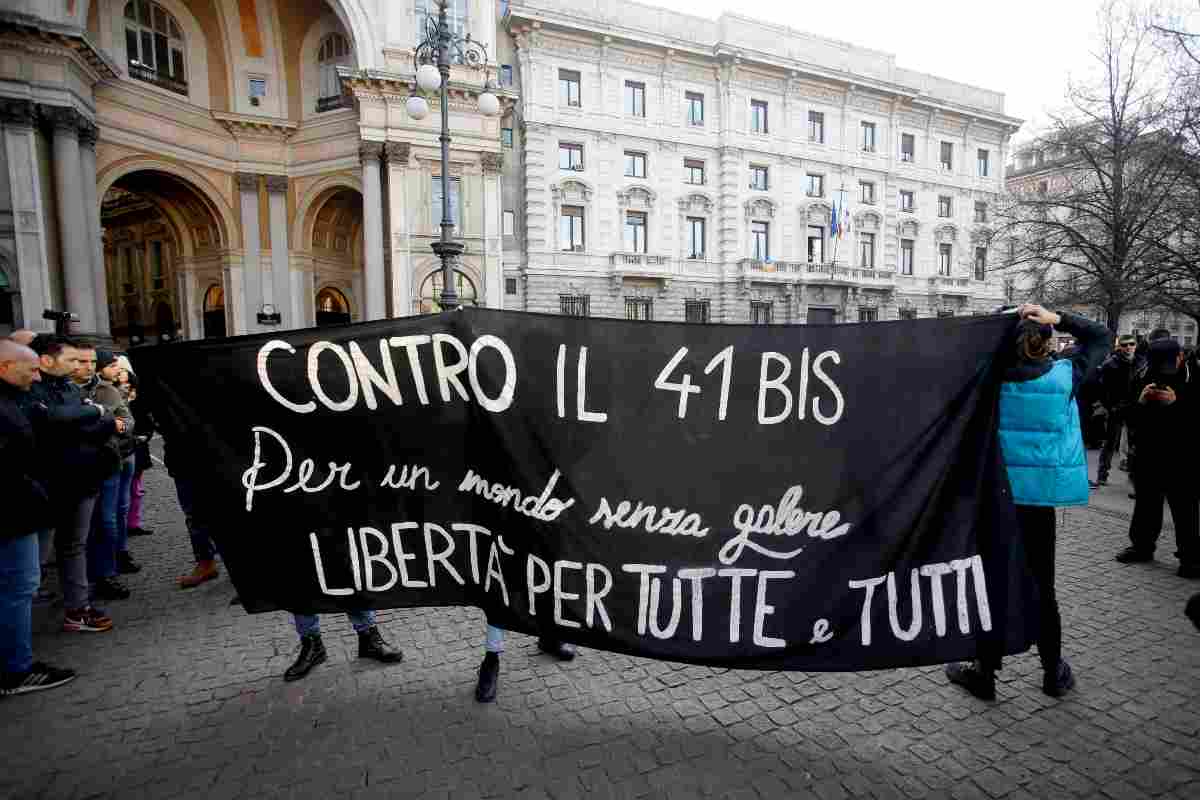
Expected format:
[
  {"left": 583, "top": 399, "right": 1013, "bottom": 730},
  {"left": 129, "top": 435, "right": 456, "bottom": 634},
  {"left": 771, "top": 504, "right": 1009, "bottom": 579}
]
[{"left": 997, "top": 359, "right": 1088, "bottom": 507}]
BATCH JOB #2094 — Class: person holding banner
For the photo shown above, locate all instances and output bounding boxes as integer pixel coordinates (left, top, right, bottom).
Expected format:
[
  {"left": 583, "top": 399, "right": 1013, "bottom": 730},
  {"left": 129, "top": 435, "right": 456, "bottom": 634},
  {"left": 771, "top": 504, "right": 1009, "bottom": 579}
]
[
  {"left": 945, "top": 303, "right": 1109, "bottom": 701},
  {"left": 284, "top": 612, "right": 404, "bottom": 682},
  {"left": 475, "top": 625, "right": 576, "bottom": 703}
]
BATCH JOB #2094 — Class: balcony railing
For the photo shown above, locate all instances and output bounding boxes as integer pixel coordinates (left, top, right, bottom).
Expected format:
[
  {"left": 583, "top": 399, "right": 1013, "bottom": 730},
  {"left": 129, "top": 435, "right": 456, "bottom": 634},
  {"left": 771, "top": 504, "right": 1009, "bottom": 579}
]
[
  {"left": 316, "top": 95, "right": 349, "bottom": 112},
  {"left": 738, "top": 260, "right": 897, "bottom": 286},
  {"left": 128, "top": 62, "right": 188, "bottom": 96},
  {"left": 610, "top": 252, "right": 670, "bottom": 267}
]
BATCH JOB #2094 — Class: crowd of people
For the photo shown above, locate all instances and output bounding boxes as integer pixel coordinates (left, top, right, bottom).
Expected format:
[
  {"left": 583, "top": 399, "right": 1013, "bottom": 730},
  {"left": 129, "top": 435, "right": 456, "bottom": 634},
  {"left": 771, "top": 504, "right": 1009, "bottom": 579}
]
[{"left": 3, "top": 310, "right": 1197, "bottom": 702}]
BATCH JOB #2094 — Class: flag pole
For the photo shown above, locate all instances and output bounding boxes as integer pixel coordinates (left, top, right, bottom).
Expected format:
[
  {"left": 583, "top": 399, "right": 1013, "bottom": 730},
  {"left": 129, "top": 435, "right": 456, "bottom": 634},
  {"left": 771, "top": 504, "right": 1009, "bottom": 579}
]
[{"left": 831, "top": 183, "right": 848, "bottom": 266}]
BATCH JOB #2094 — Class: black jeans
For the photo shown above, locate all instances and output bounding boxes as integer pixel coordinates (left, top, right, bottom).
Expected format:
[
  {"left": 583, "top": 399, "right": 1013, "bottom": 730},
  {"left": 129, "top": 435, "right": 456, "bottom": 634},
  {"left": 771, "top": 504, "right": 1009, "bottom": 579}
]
[
  {"left": 1097, "top": 411, "right": 1125, "bottom": 480},
  {"left": 1128, "top": 472, "right": 1200, "bottom": 565},
  {"left": 984, "top": 505, "right": 1061, "bottom": 674}
]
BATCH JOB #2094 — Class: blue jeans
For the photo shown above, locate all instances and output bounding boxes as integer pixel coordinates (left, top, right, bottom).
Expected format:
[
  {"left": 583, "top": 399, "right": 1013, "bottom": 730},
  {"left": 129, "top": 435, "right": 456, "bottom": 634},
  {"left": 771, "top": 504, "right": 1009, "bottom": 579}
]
[
  {"left": 293, "top": 612, "right": 375, "bottom": 639},
  {"left": 1, "top": 534, "right": 40, "bottom": 673},
  {"left": 174, "top": 476, "right": 218, "bottom": 562},
  {"left": 485, "top": 624, "right": 506, "bottom": 654},
  {"left": 88, "top": 456, "right": 135, "bottom": 581}
]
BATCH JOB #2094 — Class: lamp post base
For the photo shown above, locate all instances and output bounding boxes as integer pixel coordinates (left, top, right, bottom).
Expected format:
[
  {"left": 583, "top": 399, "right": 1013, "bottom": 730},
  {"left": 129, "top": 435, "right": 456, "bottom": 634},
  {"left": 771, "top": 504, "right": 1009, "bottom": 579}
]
[{"left": 431, "top": 239, "right": 466, "bottom": 310}]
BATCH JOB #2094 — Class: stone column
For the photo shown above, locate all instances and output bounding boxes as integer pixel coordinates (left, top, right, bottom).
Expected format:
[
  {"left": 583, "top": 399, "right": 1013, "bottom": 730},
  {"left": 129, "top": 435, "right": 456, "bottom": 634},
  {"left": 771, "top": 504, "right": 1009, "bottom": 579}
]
[
  {"left": 77, "top": 120, "right": 110, "bottom": 335},
  {"left": 265, "top": 174, "right": 292, "bottom": 329},
  {"left": 360, "top": 141, "right": 385, "bottom": 320},
  {"left": 383, "top": 141, "right": 411, "bottom": 317},
  {"left": 481, "top": 151, "right": 504, "bottom": 309},
  {"left": 236, "top": 172, "right": 263, "bottom": 332},
  {"left": 0, "top": 99, "right": 53, "bottom": 330},
  {"left": 43, "top": 106, "right": 97, "bottom": 333}
]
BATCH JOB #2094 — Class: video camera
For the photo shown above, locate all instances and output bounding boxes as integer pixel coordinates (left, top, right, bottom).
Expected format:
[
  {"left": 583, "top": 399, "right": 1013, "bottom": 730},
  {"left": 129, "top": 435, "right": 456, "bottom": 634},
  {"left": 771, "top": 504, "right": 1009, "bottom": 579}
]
[{"left": 42, "top": 309, "right": 78, "bottom": 335}]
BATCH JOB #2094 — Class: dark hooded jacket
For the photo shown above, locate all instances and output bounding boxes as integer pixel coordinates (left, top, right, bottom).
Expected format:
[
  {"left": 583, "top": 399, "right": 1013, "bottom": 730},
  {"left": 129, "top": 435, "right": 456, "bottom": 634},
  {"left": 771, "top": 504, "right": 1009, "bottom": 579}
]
[
  {"left": 0, "top": 380, "right": 50, "bottom": 540},
  {"left": 23, "top": 373, "right": 119, "bottom": 500}
]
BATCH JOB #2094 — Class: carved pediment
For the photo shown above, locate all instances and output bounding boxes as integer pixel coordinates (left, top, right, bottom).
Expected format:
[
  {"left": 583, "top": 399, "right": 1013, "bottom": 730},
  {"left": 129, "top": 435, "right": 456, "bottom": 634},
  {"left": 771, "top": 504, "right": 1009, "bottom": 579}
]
[
  {"left": 678, "top": 192, "right": 714, "bottom": 214},
  {"left": 552, "top": 179, "right": 594, "bottom": 203},
  {"left": 617, "top": 185, "right": 656, "bottom": 209},
  {"left": 853, "top": 209, "right": 883, "bottom": 231},
  {"left": 744, "top": 197, "right": 778, "bottom": 220},
  {"left": 805, "top": 201, "right": 832, "bottom": 225},
  {"left": 897, "top": 218, "right": 921, "bottom": 238},
  {"left": 970, "top": 226, "right": 993, "bottom": 245},
  {"left": 934, "top": 223, "right": 959, "bottom": 243}
]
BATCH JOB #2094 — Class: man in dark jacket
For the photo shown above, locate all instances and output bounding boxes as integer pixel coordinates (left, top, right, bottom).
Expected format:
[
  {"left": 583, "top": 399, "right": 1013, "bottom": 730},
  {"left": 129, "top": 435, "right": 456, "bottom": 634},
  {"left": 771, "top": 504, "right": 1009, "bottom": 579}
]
[
  {"left": 0, "top": 339, "right": 76, "bottom": 696},
  {"left": 25, "top": 336, "right": 119, "bottom": 632},
  {"left": 1092, "top": 335, "right": 1137, "bottom": 486},
  {"left": 1116, "top": 339, "right": 1198, "bottom": 578}
]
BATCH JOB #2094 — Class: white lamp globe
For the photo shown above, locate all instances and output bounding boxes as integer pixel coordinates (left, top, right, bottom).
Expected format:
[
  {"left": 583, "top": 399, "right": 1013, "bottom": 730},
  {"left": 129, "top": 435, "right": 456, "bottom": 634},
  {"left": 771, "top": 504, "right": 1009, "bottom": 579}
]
[
  {"left": 416, "top": 63, "right": 441, "bottom": 93},
  {"left": 406, "top": 95, "right": 430, "bottom": 120},
  {"left": 477, "top": 90, "right": 501, "bottom": 118}
]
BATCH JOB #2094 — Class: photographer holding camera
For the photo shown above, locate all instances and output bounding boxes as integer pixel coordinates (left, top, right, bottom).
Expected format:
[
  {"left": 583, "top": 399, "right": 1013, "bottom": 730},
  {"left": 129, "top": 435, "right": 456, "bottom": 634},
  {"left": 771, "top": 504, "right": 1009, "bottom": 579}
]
[{"left": 1115, "top": 339, "right": 1198, "bottom": 578}]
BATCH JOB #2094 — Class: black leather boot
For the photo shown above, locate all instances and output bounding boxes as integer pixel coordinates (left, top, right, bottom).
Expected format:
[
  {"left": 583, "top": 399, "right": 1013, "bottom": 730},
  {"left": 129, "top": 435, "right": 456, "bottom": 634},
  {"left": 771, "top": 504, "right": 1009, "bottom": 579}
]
[
  {"left": 116, "top": 551, "right": 142, "bottom": 575},
  {"left": 284, "top": 633, "right": 326, "bottom": 681},
  {"left": 357, "top": 626, "right": 404, "bottom": 663},
  {"left": 537, "top": 637, "right": 577, "bottom": 661},
  {"left": 475, "top": 652, "right": 499, "bottom": 703}
]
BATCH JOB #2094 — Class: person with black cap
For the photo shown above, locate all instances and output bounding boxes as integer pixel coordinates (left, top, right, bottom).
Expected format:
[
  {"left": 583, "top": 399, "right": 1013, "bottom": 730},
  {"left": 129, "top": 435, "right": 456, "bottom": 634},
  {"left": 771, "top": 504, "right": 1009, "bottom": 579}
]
[
  {"left": 1115, "top": 338, "right": 1198, "bottom": 578},
  {"left": 86, "top": 349, "right": 138, "bottom": 600},
  {"left": 944, "top": 302, "right": 1110, "bottom": 701}
]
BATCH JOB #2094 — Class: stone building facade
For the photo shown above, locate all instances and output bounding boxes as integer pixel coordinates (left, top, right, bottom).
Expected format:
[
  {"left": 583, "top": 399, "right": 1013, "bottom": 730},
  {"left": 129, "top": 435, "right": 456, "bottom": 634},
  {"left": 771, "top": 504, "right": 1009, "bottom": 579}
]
[{"left": 500, "top": 1, "right": 1021, "bottom": 324}]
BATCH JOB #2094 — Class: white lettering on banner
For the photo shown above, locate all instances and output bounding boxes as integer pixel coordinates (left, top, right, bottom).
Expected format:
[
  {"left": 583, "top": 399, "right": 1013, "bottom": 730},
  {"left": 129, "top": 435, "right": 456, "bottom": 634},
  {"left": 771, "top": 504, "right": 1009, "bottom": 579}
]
[
  {"left": 755, "top": 348, "right": 844, "bottom": 426},
  {"left": 651, "top": 345, "right": 735, "bottom": 422},
  {"left": 849, "top": 555, "right": 992, "bottom": 646},
  {"left": 257, "top": 334, "right": 516, "bottom": 414},
  {"left": 718, "top": 485, "right": 852, "bottom": 565},
  {"left": 588, "top": 498, "right": 709, "bottom": 538},
  {"left": 527, "top": 554, "right": 611, "bottom": 630},
  {"left": 457, "top": 468, "right": 575, "bottom": 521},
  {"left": 241, "top": 426, "right": 360, "bottom": 511},
  {"left": 379, "top": 464, "right": 441, "bottom": 492}
]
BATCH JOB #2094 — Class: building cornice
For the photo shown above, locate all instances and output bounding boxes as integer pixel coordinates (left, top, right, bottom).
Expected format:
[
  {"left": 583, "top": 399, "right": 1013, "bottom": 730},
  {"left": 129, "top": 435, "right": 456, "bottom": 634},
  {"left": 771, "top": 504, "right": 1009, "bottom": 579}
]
[
  {"left": 339, "top": 66, "right": 520, "bottom": 113},
  {"left": 0, "top": 12, "right": 120, "bottom": 82},
  {"left": 212, "top": 111, "right": 299, "bottom": 141}
]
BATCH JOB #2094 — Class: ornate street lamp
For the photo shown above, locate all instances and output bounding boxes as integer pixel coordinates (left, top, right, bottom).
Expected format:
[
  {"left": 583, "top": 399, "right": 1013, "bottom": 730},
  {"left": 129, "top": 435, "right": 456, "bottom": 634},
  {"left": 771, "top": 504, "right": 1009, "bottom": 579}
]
[{"left": 411, "top": 1, "right": 501, "bottom": 310}]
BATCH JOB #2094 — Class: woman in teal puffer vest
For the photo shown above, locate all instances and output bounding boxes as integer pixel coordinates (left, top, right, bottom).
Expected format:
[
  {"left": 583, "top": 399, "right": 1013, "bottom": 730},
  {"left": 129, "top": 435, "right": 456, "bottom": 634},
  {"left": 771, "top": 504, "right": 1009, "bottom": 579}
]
[{"left": 946, "top": 303, "right": 1110, "bottom": 701}]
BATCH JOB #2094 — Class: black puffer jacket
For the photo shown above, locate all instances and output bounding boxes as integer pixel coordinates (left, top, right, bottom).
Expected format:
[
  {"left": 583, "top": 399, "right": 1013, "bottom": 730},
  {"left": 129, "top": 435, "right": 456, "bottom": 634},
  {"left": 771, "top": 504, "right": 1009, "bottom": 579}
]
[
  {"left": 0, "top": 382, "right": 50, "bottom": 540},
  {"left": 23, "top": 374, "right": 119, "bottom": 500}
]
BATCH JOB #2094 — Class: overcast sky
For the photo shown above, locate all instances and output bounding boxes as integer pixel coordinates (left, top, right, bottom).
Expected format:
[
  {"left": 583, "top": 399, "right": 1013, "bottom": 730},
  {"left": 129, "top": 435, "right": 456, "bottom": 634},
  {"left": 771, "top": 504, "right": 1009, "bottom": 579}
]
[{"left": 644, "top": 0, "right": 1199, "bottom": 142}]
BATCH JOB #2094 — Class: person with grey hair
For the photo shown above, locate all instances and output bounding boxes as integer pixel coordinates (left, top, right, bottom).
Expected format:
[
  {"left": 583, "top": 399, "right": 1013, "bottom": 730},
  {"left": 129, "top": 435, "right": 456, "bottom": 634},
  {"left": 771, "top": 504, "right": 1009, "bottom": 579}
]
[{"left": 0, "top": 339, "right": 76, "bottom": 696}]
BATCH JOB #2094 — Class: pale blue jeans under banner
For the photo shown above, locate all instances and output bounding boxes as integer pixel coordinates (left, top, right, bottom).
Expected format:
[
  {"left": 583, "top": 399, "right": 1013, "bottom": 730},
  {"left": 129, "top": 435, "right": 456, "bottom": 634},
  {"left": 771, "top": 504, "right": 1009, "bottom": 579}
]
[
  {"left": 292, "top": 612, "right": 376, "bottom": 639},
  {"left": 0, "top": 533, "right": 40, "bottom": 673},
  {"left": 486, "top": 625, "right": 506, "bottom": 654}
]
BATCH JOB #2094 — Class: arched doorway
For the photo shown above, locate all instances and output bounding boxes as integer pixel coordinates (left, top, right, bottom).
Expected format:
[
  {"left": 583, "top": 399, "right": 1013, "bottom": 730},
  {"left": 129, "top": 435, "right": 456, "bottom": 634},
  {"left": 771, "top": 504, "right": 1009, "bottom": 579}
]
[
  {"left": 202, "top": 284, "right": 226, "bottom": 338},
  {"left": 315, "top": 286, "right": 351, "bottom": 327},
  {"left": 100, "top": 170, "right": 224, "bottom": 344},
  {"left": 300, "top": 185, "right": 363, "bottom": 325},
  {"left": 417, "top": 268, "right": 478, "bottom": 314}
]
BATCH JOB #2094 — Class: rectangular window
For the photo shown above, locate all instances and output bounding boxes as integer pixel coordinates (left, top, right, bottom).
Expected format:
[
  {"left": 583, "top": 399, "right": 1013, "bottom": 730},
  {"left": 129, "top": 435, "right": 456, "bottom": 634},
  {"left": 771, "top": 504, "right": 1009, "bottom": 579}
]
[
  {"left": 559, "top": 69, "right": 581, "bottom": 106},
  {"left": 751, "top": 165, "right": 769, "bottom": 191},
  {"left": 751, "top": 100, "right": 769, "bottom": 133},
  {"left": 938, "top": 243, "right": 953, "bottom": 275},
  {"left": 560, "top": 294, "right": 589, "bottom": 316},
  {"left": 684, "top": 159, "right": 705, "bottom": 185},
  {"left": 625, "top": 297, "right": 653, "bottom": 321},
  {"left": 900, "top": 190, "right": 914, "bottom": 212},
  {"left": 938, "top": 195, "right": 952, "bottom": 218},
  {"left": 502, "top": 210, "right": 515, "bottom": 235},
  {"left": 624, "top": 211, "right": 647, "bottom": 253},
  {"left": 625, "top": 81, "right": 646, "bottom": 117},
  {"left": 859, "top": 232, "right": 875, "bottom": 267},
  {"left": 974, "top": 247, "right": 987, "bottom": 281},
  {"left": 249, "top": 77, "right": 267, "bottom": 99},
  {"left": 858, "top": 307, "right": 879, "bottom": 322},
  {"left": 901, "top": 133, "right": 915, "bottom": 162},
  {"left": 808, "top": 110, "right": 825, "bottom": 143},
  {"left": 560, "top": 205, "right": 584, "bottom": 251},
  {"left": 900, "top": 306, "right": 917, "bottom": 320},
  {"left": 974, "top": 202, "right": 988, "bottom": 223},
  {"left": 500, "top": 64, "right": 514, "bottom": 87},
  {"left": 687, "top": 217, "right": 706, "bottom": 260},
  {"left": 559, "top": 142, "right": 584, "bottom": 170},
  {"left": 505, "top": 277, "right": 518, "bottom": 295},
  {"left": 750, "top": 301, "right": 773, "bottom": 325},
  {"left": 501, "top": 128, "right": 513, "bottom": 148},
  {"left": 807, "top": 225, "right": 825, "bottom": 264},
  {"left": 686, "top": 92, "right": 704, "bottom": 126},
  {"left": 624, "top": 151, "right": 647, "bottom": 178},
  {"left": 978, "top": 148, "right": 990, "bottom": 177},
  {"left": 940, "top": 141, "right": 953, "bottom": 171},
  {"left": 900, "top": 238, "right": 914, "bottom": 275},
  {"left": 431, "top": 176, "right": 461, "bottom": 229},
  {"left": 685, "top": 299, "right": 710, "bottom": 323},
  {"left": 860, "top": 181, "right": 875, "bottom": 204},
  {"left": 751, "top": 221, "right": 770, "bottom": 261},
  {"left": 861, "top": 121, "right": 876, "bottom": 152},
  {"left": 806, "top": 173, "right": 824, "bottom": 197}
]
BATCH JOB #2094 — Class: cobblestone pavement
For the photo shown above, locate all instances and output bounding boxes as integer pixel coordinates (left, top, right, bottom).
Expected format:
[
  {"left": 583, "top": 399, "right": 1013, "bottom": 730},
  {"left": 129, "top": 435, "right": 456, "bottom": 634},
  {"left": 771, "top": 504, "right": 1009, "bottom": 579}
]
[{"left": 3, "top": 450, "right": 1197, "bottom": 800}]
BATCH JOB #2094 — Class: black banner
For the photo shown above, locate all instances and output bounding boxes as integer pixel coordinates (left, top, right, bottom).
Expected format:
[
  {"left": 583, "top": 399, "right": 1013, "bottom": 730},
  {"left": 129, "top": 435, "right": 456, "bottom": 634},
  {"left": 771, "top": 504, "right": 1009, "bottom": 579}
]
[{"left": 135, "top": 309, "right": 1035, "bottom": 671}]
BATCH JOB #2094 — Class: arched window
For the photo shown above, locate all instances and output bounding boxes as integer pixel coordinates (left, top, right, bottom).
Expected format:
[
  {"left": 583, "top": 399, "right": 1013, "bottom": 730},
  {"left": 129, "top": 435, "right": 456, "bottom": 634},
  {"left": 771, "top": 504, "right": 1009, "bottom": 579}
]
[
  {"left": 124, "top": 1, "right": 187, "bottom": 95},
  {"left": 317, "top": 33, "right": 353, "bottom": 112},
  {"left": 316, "top": 287, "right": 352, "bottom": 327},
  {"left": 418, "top": 269, "right": 477, "bottom": 314}
]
